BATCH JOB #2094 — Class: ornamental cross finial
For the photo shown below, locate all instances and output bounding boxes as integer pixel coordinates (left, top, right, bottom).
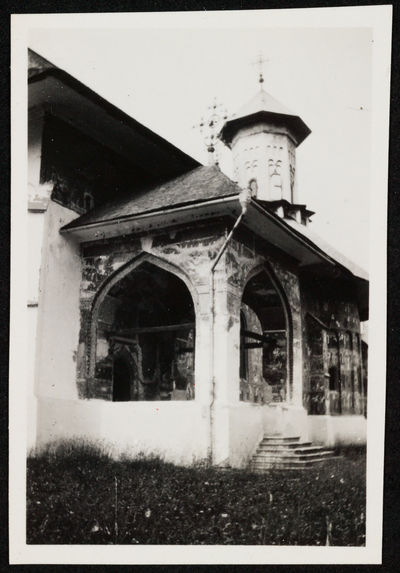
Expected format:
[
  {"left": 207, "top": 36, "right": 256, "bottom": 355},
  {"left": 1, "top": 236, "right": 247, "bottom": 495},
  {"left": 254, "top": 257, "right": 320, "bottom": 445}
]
[
  {"left": 193, "top": 97, "right": 228, "bottom": 166},
  {"left": 252, "top": 53, "right": 269, "bottom": 88}
]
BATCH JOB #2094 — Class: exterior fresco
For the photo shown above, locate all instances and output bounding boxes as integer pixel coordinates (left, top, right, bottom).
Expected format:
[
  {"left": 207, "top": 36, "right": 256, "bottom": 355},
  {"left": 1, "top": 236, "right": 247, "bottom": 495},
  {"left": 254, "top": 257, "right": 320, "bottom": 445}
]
[
  {"left": 77, "top": 228, "right": 224, "bottom": 400},
  {"left": 73, "top": 220, "right": 365, "bottom": 460},
  {"left": 302, "top": 288, "right": 365, "bottom": 416},
  {"left": 76, "top": 227, "right": 302, "bottom": 409}
]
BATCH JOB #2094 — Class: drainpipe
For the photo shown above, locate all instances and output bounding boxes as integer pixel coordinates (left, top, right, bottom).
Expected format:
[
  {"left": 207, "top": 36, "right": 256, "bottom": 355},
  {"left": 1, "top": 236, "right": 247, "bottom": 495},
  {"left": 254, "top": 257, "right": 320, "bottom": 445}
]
[{"left": 208, "top": 188, "right": 251, "bottom": 465}]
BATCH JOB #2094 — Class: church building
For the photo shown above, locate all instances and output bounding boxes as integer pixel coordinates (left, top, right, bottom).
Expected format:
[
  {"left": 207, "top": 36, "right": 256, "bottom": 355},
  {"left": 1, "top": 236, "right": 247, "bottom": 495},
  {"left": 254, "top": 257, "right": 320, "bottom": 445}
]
[{"left": 27, "top": 49, "right": 368, "bottom": 468}]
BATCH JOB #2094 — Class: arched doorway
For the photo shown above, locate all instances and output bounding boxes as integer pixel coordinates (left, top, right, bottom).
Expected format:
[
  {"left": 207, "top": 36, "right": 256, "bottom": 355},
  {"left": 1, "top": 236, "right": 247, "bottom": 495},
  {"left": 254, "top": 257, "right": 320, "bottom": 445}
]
[
  {"left": 240, "top": 268, "right": 290, "bottom": 404},
  {"left": 92, "top": 260, "right": 196, "bottom": 401},
  {"left": 113, "top": 353, "right": 133, "bottom": 402}
]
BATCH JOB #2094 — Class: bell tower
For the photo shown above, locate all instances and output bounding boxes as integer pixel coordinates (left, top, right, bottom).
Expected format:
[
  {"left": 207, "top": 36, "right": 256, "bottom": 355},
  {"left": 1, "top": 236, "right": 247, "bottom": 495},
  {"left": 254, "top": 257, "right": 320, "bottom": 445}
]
[{"left": 219, "top": 64, "right": 313, "bottom": 225}]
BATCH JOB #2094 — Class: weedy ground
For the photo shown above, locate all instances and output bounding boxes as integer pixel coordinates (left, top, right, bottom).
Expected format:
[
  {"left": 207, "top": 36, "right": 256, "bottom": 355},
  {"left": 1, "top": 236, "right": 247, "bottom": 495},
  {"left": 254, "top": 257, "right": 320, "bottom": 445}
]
[{"left": 27, "top": 441, "right": 366, "bottom": 545}]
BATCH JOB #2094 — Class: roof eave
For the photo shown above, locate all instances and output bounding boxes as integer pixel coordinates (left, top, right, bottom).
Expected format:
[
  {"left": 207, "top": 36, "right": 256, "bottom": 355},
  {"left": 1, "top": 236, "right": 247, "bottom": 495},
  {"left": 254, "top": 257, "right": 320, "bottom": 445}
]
[
  {"left": 60, "top": 195, "right": 240, "bottom": 241},
  {"left": 29, "top": 68, "right": 200, "bottom": 171},
  {"left": 60, "top": 194, "right": 368, "bottom": 311},
  {"left": 219, "top": 110, "right": 311, "bottom": 147},
  {"left": 61, "top": 195, "right": 335, "bottom": 268}
]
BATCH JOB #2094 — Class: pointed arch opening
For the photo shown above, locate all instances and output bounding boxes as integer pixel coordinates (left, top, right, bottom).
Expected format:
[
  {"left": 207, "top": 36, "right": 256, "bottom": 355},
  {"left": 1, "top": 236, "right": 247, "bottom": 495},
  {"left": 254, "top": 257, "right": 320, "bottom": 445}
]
[
  {"left": 90, "top": 259, "right": 196, "bottom": 401},
  {"left": 240, "top": 267, "right": 291, "bottom": 404},
  {"left": 112, "top": 346, "right": 137, "bottom": 402}
]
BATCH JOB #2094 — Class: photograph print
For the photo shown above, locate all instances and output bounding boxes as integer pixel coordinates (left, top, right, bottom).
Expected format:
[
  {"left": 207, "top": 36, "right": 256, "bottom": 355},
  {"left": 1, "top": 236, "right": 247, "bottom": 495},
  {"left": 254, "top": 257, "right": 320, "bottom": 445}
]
[{"left": 10, "top": 5, "right": 391, "bottom": 565}]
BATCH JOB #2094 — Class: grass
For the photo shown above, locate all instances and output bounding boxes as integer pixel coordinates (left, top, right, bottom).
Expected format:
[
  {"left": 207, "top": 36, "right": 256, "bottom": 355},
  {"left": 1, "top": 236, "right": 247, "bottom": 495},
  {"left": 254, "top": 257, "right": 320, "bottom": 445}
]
[{"left": 27, "top": 441, "right": 366, "bottom": 545}]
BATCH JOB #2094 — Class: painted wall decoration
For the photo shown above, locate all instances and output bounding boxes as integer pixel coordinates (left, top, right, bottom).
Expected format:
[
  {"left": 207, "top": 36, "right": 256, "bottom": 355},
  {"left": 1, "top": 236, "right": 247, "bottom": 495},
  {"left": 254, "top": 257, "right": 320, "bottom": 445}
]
[{"left": 302, "top": 283, "right": 365, "bottom": 416}]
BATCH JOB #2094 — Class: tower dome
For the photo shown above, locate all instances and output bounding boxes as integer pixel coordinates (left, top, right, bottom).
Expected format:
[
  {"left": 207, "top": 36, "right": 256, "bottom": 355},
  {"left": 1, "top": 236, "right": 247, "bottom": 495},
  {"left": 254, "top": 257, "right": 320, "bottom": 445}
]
[{"left": 219, "top": 88, "right": 311, "bottom": 207}]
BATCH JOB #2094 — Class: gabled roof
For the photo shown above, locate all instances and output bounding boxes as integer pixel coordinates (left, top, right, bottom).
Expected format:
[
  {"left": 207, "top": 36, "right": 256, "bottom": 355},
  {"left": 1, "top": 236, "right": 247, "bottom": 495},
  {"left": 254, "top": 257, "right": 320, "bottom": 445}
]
[
  {"left": 284, "top": 218, "right": 368, "bottom": 282},
  {"left": 61, "top": 164, "right": 368, "bottom": 317},
  {"left": 219, "top": 88, "right": 311, "bottom": 147},
  {"left": 62, "top": 165, "right": 240, "bottom": 230},
  {"left": 62, "top": 163, "right": 368, "bottom": 283},
  {"left": 28, "top": 49, "right": 199, "bottom": 179},
  {"left": 28, "top": 49, "right": 56, "bottom": 79}
]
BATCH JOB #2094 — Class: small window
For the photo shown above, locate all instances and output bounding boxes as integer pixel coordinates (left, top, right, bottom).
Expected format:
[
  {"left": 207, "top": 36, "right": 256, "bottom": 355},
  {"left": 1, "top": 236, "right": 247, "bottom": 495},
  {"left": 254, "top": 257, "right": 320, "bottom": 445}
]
[
  {"left": 84, "top": 192, "right": 94, "bottom": 212},
  {"left": 328, "top": 366, "right": 339, "bottom": 391},
  {"left": 248, "top": 178, "right": 258, "bottom": 197}
]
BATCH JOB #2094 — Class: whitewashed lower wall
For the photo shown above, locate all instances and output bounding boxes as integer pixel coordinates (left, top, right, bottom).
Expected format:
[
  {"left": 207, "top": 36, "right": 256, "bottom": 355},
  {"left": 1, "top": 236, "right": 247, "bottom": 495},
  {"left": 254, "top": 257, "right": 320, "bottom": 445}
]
[
  {"left": 27, "top": 306, "right": 39, "bottom": 452},
  {"left": 34, "top": 201, "right": 81, "bottom": 402},
  {"left": 228, "top": 403, "right": 265, "bottom": 468},
  {"left": 308, "top": 415, "right": 367, "bottom": 446},
  {"left": 228, "top": 403, "right": 311, "bottom": 468},
  {"left": 36, "top": 399, "right": 210, "bottom": 465},
  {"left": 280, "top": 405, "right": 309, "bottom": 441}
]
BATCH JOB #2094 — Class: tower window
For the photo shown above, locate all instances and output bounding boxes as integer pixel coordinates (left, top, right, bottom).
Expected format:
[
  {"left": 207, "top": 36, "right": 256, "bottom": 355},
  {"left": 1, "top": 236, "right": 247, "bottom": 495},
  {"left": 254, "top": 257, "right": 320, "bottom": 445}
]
[
  {"left": 248, "top": 178, "right": 258, "bottom": 196},
  {"left": 84, "top": 192, "right": 94, "bottom": 212}
]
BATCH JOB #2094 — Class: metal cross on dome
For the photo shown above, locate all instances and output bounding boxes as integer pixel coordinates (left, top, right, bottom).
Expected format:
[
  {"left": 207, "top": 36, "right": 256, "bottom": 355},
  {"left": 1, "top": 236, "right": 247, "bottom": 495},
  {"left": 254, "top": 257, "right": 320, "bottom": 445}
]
[
  {"left": 252, "top": 53, "right": 269, "bottom": 87},
  {"left": 193, "top": 97, "right": 228, "bottom": 166}
]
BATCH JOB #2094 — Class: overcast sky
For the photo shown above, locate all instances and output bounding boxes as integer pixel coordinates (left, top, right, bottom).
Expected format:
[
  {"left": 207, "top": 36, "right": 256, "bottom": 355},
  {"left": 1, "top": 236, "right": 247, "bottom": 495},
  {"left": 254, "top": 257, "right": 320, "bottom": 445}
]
[{"left": 29, "top": 19, "right": 372, "bottom": 270}]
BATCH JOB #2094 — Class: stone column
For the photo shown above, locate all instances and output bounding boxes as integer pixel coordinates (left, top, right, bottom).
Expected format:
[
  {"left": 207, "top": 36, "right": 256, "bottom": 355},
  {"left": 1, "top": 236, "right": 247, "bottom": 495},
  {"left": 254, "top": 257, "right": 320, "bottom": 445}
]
[
  {"left": 191, "top": 281, "right": 215, "bottom": 461},
  {"left": 210, "top": 268, "right": 242, "bottom": 465}
]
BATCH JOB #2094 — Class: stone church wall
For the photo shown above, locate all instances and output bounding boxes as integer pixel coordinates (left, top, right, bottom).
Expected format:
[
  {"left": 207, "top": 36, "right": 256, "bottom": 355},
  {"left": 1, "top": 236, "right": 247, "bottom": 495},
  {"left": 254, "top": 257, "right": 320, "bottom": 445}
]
[
  {"left": 76, "top": 225, "right": 227, "bottom": 400},
  {"left": 222, "top": 237, "right": 308, "bottom": 459},
  {"left": 70, "top": 224, "right": 310, "bottom": 465},
  {"left": 225, "top": 236, "right": 303, "bottom": 407},
  {"left": 34, "top": 200, "right": 82, "bottom": 401},
  {"left": 301, "top": 281, "right": 364, "bottom": 417},
  {"left": 36, "top": 224, "right": 224, "bottom": 462}
]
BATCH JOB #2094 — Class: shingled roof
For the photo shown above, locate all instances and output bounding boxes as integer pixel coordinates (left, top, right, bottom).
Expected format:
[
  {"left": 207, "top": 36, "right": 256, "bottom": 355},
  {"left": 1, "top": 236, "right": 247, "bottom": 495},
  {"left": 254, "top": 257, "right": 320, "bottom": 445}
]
[
  {"left": 62, "top": 165, "right": 240, "bottom": 230},
  {"left": 234, "top": 89, "right": 294, "bottom": 118},
  {"left": 219, "top": 88, "right": 311, "bottom": 147}
]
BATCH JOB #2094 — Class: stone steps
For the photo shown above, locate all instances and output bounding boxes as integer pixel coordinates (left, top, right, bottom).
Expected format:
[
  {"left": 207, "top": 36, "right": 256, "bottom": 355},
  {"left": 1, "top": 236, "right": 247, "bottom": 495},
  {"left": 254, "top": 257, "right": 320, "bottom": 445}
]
[
  {"left": 249, "top": 435, "right": 337, "bottom": 472},
  {"left": 251, "top": 461, "right": 336, "bottom": 472},
  {"left": 251, "top": 459, "right": 336, "bottom": 469},
  {"left": 257, "top": 445, "right": 329, "bottom": 455},
  {"left": 258, "top": 440, "right": 313, "bottom": 449},
  {"left": 252, "top": 450, "right": 334, "bottom": 462},
  {"left": 263, "top": 436, "right": 301, "bottom": 442}
]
